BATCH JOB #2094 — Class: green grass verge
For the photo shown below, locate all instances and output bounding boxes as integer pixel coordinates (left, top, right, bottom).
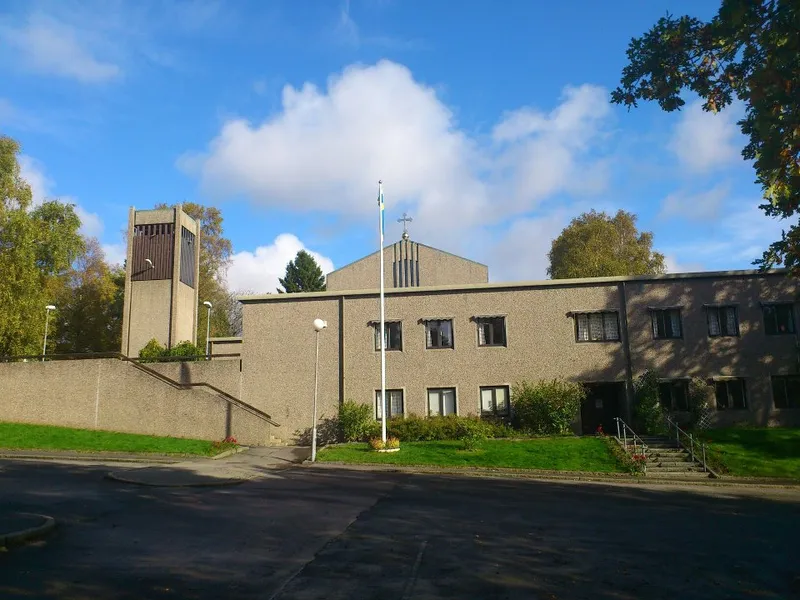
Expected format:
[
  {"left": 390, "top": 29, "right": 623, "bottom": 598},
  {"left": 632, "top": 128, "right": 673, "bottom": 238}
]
[
  {"left": 318, "top": 437, "right": 623, "bottom": 472},
  {"left": 701, "top": 427, "right": 800, "bottom": 479},
  {"left": 0, "top": 422, "right": 229, "bottom": 456}
]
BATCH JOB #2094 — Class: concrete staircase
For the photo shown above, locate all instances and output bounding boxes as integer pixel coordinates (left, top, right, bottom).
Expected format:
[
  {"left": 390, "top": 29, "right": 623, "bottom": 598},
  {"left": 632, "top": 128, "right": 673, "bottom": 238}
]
[{"left": 640, "top": 436, "right": 711, "bottom": 478}]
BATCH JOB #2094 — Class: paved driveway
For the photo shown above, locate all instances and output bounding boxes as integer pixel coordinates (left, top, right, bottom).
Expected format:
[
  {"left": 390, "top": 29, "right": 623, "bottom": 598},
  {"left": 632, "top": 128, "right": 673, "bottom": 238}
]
[{"left": 0, "top": 460, "right": 798, "bottom": 599}]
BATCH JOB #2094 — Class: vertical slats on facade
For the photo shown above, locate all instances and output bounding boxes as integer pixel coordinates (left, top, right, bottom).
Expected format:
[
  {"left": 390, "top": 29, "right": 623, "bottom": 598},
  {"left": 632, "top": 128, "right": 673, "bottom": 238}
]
[
  {"left": 392, "top": 240, "right": 421, "bottom": 288},
  {"left": 179, "top": 226, "right": 196, "bottom": 288},
  {"left": 131, "top": 223, "right": 175, "bottom": 281},
  {"left": 403, "top": 240, "right": 409, "bottom": 287},
  {"left": 392, "top": 244, "right": 398, "bottom": 287}
]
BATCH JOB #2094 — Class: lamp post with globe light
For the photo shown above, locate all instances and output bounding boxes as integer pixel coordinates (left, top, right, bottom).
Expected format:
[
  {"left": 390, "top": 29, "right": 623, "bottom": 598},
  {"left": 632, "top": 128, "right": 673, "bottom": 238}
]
[
  {"left": 311, "top": 318, "right": 327, "bottom": 462},
  {"left": 42, "top": 305, "right": 56, "bottom": 361}
]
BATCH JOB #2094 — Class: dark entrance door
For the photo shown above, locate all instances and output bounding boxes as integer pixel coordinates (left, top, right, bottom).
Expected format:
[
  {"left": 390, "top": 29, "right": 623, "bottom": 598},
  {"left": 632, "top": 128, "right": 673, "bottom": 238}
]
[{"left": 581, "top": 383, "right": 623, "bottom": 435}]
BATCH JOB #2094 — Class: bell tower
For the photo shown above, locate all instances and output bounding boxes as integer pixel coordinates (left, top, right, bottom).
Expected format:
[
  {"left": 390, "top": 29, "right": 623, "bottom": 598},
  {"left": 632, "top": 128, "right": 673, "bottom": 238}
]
[{"left": 120, "top": 205, "right": 201, "bottom": 357}]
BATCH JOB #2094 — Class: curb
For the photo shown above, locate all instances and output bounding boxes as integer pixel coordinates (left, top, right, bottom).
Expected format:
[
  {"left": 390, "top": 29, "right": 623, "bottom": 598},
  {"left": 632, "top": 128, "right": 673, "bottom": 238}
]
[
  {"left": 105, "top": 471, "right": 248, "bottom": 488},
  {"left": 211, "top": 446, "right": 250, "bottom": 461},
  {"left": 308, "top": 462, "right": 800, "bottom": 489},
  {"left": 0, "top": 514, "right": 57, "bottom": 549},
  {"left": 0, "top": 452, "right": 180, "bottom": 465}
]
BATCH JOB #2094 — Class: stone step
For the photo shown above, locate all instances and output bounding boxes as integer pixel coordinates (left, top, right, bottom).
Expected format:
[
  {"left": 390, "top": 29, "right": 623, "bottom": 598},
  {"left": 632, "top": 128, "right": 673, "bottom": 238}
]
[
  {"left": 647, "top": 464, "right": 706, "bottom": 472},
  {"left": 647, "top": 470, "right": 712, "bottom": 478},
  {"left": 649, "top": 458, "right": 692, "bottom": 465}
]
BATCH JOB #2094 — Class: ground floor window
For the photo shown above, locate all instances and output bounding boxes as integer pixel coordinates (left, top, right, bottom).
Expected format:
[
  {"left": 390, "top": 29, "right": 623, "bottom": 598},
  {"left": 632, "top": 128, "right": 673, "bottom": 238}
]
[
  {"left": 658, "top": 380, "right": 689, "bottom": 411},
  {"left": 375, "top": 389, "right": 404, "bottom": 419},
  {"left": 480, "top": 386, "right": 509, "bottom": 416},
  {"left": 714, "top": 379, "right": 747, "bottom": 410},
  {"left": 771, "top": 376, "right": 800, "bottom": 409},
  {"left": 428, "top": 387, "right": 457, "bottom": 416}
]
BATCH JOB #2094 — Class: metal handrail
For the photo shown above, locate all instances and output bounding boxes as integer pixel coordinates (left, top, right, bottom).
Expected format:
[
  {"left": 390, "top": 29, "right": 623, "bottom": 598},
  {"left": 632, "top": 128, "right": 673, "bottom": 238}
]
[
  {"left": 664, "top": 415, "right": 719, "bottom": 477},
  {"left": 613, "top": 417, "right": 648, "bottom": 474},
  {"left": 0, "top": 352, "right": 241, "bottom": 363}
]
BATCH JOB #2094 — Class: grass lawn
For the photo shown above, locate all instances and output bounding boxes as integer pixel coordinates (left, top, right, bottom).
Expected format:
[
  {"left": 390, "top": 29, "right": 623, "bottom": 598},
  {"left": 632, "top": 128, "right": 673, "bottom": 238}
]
[
  {"left": 701, "top": 427, "right": 800, "bottom": 479},
  {"left": 318, "top": 437, "right": 623, "bottom": 472},
  {"left": 0, "top": 422, "right": 230, "bottom": 456}
]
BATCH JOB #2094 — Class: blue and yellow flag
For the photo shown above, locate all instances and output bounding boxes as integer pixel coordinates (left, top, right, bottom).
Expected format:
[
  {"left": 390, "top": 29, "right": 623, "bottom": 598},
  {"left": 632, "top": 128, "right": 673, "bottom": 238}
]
[{"left": 378, "top": 181, "right": 385, "bottom": 239}]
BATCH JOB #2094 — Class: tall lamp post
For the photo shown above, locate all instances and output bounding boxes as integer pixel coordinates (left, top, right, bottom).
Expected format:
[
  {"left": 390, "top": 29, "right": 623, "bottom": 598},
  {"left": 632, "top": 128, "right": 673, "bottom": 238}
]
[
  {"left": 311, "top": 318, "right": 327, "bottom": 462},
  {"left": 42, "top": 305, "right": 56, "bottom": 361},
  {"left": 203, "top": 301, "right": 213, "bottom": 358}
]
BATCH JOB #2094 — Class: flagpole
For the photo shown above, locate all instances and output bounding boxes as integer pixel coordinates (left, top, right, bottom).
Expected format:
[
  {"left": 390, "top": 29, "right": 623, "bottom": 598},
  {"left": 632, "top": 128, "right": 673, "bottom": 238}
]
[{"left": 378, "top": 180, "right": 387, "bottom": 443}]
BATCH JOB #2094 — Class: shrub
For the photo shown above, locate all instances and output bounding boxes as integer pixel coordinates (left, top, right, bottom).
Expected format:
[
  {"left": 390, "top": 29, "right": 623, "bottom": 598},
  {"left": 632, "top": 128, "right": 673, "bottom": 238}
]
[
  {"left": 385, "top": 436, "right": 400, "bottom": 449},
  {"left": 456, "top": 419, "right": 486, "bottom": 450},
  {"left": 511, "top": 379, "right": 584, "bottom": 435},
  {"left": 168, "top": 340, "right": 204, "bottom": 360},
  {"left": 633, "top": 371, "right": 667, "bottom": 435},
  {"left": 386, "top": 414, "right": 509, "bottom": 442},
  {"left": 339, "top": 401, "right": 375, "bottom": 442},
  {"left": 368, "top": 437, "right": 385, "bottom": 451},
  {"left": 139, "top": 338, "right": 166, "bottom": 363}
]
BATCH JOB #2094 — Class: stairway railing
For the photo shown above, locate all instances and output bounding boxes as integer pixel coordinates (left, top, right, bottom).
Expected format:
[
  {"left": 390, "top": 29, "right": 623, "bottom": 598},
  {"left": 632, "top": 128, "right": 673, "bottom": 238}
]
[
  {"left": 663, "top": 415, "right": 719, "bottom": 478},
  {"left": 613, "top": 417, "right": 648, "bottom": 474}
]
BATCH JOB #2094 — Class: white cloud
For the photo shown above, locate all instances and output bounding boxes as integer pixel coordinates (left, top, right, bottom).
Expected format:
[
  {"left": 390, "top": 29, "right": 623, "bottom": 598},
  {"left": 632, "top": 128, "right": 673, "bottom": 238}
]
[
  {"left": 664, "top": 255, "right": 704, "bottom": 274},
  {"left": 102, "top": 243, "right": 126, "bottom": 267},
  {"left": 182, "top": 60, "right": 612, "bottom": 259},
  {"left": 660, "top": 182, "right": 730, "bottom": 220},
  {"left": 226, "top": 234, "right": 335, "bottom": 294},
  {"left": 18, "top": 154, "right": 51, "bottom": 205},
  {"left": 0, "top": 13, "right": 121, "bottom": 83},
  {"left": 74, "top": 204, "right": 104, "bottom": 238},
  {"left": 669, "top": 101, "right": 742, "bottom": 172}
]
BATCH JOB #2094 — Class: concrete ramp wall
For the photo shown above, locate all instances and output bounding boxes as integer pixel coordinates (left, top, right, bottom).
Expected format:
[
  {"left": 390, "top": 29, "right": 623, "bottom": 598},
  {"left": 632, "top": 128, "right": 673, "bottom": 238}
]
[{"left": 0, "top": 358, "right": 271, "bottom": 446}]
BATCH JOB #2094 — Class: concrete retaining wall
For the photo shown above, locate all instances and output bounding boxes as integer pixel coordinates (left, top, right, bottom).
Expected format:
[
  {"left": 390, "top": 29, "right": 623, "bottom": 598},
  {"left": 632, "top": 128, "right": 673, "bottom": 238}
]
[{"left": 0, "top": 359, "right": 270, "bottom": 446}]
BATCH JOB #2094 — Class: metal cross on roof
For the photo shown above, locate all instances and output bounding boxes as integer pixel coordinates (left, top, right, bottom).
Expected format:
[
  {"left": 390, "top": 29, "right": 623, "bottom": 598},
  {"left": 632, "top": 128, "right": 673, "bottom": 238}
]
[{"left": 397, "top": 212, "right": 413, "bottom": 240}]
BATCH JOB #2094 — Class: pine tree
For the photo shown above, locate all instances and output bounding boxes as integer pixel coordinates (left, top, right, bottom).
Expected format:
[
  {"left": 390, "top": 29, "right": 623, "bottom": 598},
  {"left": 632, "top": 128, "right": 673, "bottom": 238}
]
[{"left": 278, "top": 250, "right": 326, "bottom": 293}]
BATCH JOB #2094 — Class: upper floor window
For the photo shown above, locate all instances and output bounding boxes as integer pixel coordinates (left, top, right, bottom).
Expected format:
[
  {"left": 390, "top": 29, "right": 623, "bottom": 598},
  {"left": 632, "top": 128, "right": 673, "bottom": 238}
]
[
  {"left": 715, "top": 378, "right": 747, "bottom": 410},
  {"left": 480, "top": 386, "right": 510, "bottom": 417},
  {"left": 476, "top": 317, "right": 506, "bottom": 347},
  {"left": 575, "top": 312, "right": 619, "bottom": 342},
  {"left": 374, "top": 321, "right": 402, "bottom": 351},
  {"left": 428, "top": 387, "right": 457, "bottom": 416},
  {"left": 707, "top": 306, "right": 739, "bottom": 337},
  {"left": 763, "top": 303, "right": 795, "bottom": 335},
  {"left": 658, "top": 380, "right": 689, "bottom": 411},
  {"left": 376, "top": 389, "right": 404, "bottom": 419},
  {"left": 771, "top": 376, "right": 800, "bottom": 409},
  {"left": 425, "top": 319, "right": 453, "bottom": 349},
  {"left": 651, "top": 308, "right": 682, "bottom": 339}
]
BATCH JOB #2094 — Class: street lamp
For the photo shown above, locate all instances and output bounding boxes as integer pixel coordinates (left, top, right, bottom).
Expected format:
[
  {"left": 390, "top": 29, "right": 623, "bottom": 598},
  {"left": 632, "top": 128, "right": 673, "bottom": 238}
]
[
  {"left": 203, "top": 301, "right": 213, "bottom": 358},
  {"left": 42, "top": 305, "right": 56, "bottom": 361},
  {"left": 311, "top": 318, "right": 327, "bottom": 462}
]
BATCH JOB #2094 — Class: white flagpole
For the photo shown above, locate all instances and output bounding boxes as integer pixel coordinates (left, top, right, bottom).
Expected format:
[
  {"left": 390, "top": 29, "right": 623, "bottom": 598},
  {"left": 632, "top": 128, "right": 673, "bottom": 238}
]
[{"left": 378, "top": 180, "right": 387, "bottom": 443}]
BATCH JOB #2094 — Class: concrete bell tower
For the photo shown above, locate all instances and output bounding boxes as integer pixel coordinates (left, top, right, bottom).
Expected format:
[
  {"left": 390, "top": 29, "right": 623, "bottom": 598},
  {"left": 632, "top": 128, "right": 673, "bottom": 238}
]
[{"left": 121, "top": 206, "right": 201, "bottom": 357}]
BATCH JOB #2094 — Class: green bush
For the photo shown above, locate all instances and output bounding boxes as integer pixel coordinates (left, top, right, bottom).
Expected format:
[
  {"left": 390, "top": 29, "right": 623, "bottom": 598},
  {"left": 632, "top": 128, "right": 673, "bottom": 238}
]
[
  {"left": 456, "top": 418, "right": 486, "bottom": 450},
  {"left": 633, "top": 370, "right": 667, "bottom": 435},
  {"left": 138, "top": 338, "right": 166, "bottom": 363},
  {"left": 338, "top": 401, "right": 375, "bottom": 442},
  {"left": 386, "top": 414, "right": 512, "bottom": 442},
  {"left": 511, "top": 379, "right": 584, "bottom": 435},
  {"left": 688, "top": 377, "right": 714, "bottom": 429},
  {"left": 168, "top": 340, "right": 204, "bottom": 360}
]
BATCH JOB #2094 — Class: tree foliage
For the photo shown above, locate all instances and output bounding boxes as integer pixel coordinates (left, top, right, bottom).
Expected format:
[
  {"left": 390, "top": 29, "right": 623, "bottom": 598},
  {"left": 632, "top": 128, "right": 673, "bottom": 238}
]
[
  {"left": 278, "top": 250, "right": 326, "bottom": 293},
  {"left": 548, "top": 210, "right": 666, "bottom": 279},
  {"left": 0, "top": 136, "right": 84, "bottom": 355},
  {"left": 611, "top": 0, "right": 800, "bottom": 270},
  {"left": 54, "top": 238, "right": 125, "bottom": 353},
  {"left": 155, "top": 202, "right": 234, "bottom": 348}
]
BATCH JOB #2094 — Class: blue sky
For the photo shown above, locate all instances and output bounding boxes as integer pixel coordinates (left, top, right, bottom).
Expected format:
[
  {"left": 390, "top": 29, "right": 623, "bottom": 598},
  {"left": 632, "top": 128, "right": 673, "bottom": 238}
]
[{"left": 0, "top": 0, "right": 786, "bottom": 292}]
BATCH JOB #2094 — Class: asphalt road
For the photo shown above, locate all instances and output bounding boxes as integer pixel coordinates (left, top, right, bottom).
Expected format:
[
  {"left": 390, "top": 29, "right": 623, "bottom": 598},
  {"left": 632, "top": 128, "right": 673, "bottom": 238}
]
[{"left": 1, "top": 460, "right": 798, "bottom": 600}]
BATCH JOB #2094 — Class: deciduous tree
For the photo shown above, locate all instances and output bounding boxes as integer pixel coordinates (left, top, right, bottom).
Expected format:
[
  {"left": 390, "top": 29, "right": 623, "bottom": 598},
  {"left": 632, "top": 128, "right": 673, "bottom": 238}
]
[
  {"left": 611, "top": 0, "right": 800, "bottom": 270},
  {"left": 548, "top": 210, "right": 666, "bottom": 279}
]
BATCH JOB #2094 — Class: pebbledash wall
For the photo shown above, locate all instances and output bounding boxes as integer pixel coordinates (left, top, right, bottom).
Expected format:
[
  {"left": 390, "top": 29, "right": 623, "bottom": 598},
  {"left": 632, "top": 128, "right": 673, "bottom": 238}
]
[
  {"left": 0, "top": 358, "right": 270, "bottom": 445},
  {"left": 238, "top": 270, "right": 800, "bottom": 443}
]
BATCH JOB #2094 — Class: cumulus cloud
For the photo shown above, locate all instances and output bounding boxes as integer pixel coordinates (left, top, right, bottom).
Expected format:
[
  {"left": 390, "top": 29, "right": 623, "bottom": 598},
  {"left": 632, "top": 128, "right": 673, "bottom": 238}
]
[
  {"left": 0, "top": 13, "right": 121, "bottom": 83},
  {"left": 660, "top": 182, "right": 730, "bottom": 221},
  {"left": 181, "top": 60, "right": 613, "bottom": 256},
  {"left": 102, "top": 243, "right": 126, "bottom": 267},
  {"left": 669, "top": 101, "right": 742, "bottom": 172},
  {"left": 226, "top": 234, "right": 335, "bottom": 294}
]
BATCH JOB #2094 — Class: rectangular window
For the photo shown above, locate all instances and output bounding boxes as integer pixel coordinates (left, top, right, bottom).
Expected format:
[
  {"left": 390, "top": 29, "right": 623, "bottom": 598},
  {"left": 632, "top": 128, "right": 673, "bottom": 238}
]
[
  {"left": 428, "top": 387, "right": 457, "bottom": 416},
  {"left": 707, "top": 306, "right": 738, "bottom": 337},
  {"left": 651, "top": 309, "right": 682, "bottom": 339},
  {"left": 480, "top": 386, "right": 509, "bottom": 416},
  {"left": 476, "top": 317, "right": 506, "bottom": 347},
  {"left": 763, "top": 303, "right": 796, "bottom": 335},
  {"left": 575, "top": 312, "right": 620, "bottom": 342},
  {"left": 374, "top": 322, "right": 402, "bottom": 351},
  {"left": 772, "top": 376, "right": 800, "bottom": 409},
  {"left": 658, "top": 380, "right": 689, "bottom": 411},
  {"left": 425, "top": 320, "right": 453, "bottom": 349},
  {"left": 375, "top": 390, "right": 404, "bottom": 419},
  {"left": 715, "top": 379, "right": 747, "bottom": 410}
]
